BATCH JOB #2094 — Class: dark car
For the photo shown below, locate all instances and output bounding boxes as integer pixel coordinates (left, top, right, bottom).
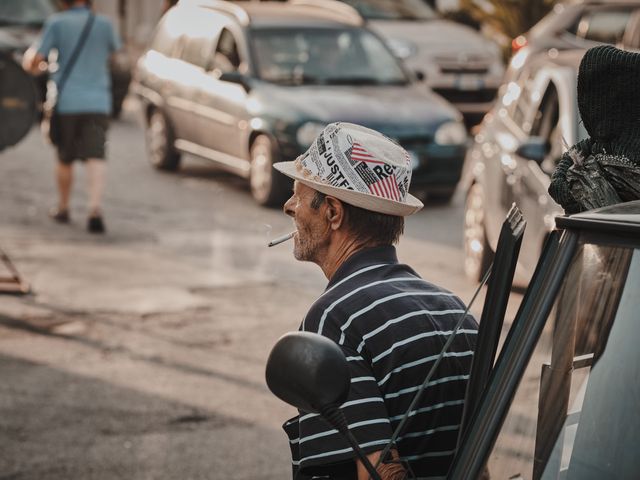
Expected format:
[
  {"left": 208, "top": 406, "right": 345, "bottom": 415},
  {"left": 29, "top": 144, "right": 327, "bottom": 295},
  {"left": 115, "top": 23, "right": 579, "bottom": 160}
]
[
  {"left": 0, "top": 0, "right": 132, "bottom": 117},
  {"left": 133, "top": 0, "right": 468, "bottom": 206},
  {"left": 462, "top": 50, "right": 587, "bottom": 285},
  {"left": 268, "top": 200, "right": 640, "bottom": 479}
]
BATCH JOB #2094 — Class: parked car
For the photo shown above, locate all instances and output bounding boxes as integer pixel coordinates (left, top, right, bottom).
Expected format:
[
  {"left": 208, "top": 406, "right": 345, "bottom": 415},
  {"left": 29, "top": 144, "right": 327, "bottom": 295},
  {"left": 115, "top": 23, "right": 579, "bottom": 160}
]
[
  {"left": 508, "top": 0, "right": 640, "bottom": 80},
  {"left": 133, "top": 0, "right": 468, "bottom": 206},
  {"left": 462, "top": 49, "right": 587, "bottom": 284},
  {"left": 268, "top": 199, "right": 640, "bottom": 479},
  {"left": 292, "top": 0, "right": 504, "bottom": 127},
  {"left": 0, "top": 0, "right": 132, "bottom": 117}
]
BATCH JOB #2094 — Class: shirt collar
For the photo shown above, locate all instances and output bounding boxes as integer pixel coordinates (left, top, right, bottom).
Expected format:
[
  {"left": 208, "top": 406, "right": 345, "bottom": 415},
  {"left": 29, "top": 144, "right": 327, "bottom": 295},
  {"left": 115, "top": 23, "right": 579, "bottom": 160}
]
[{"left": 326, "top": 245, "right": 398, "bottom": 290}]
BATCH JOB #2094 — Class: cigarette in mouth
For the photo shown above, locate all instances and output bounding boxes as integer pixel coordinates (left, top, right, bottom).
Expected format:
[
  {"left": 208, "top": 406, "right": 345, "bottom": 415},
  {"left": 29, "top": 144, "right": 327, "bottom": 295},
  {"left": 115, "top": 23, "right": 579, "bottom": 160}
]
[{"left": 268, "top": 231, "right": 296, "bottom": 247}]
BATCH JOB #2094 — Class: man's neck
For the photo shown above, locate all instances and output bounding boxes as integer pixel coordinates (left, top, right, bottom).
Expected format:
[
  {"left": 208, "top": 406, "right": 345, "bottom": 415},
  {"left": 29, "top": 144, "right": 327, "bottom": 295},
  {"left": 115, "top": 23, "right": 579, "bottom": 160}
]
[{"left": 318, "top": 236, "right": 376, "bottom": 281}]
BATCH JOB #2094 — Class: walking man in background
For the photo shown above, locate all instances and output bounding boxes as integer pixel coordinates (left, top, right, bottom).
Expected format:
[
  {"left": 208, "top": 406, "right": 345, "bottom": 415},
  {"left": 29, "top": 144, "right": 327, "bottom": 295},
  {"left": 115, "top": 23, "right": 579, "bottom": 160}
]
[
  {"left": 23, "top": 0, "right": 121, "bottom": 233},
  {"left": 274, "top": 123, "right": 478, "bottom": 479}
]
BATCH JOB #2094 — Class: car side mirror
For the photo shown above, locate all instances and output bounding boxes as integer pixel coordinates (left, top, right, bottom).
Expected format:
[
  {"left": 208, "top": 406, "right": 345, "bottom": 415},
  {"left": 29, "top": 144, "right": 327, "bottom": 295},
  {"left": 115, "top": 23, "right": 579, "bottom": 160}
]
[
  {"left": 265, "top": 331, "right": 350, "bottom": 414},
  {"left": 516, "top": 136, "right": 549, "bottom": 164},
  {"left": 218, "top": 70, "right": 251, "bottom": 92}
]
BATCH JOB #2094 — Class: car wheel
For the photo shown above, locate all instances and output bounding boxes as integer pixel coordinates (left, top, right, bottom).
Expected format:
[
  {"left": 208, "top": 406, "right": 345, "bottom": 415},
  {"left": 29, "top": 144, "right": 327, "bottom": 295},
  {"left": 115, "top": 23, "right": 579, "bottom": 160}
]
[
  {"left": 146, "top": 109, "right": 181, "bottom": 171},
  {"left": 250, "top": 135, "right": 290, "bottom": 206},
  {"left": 464, "top": 182, "right": 493, "bottom": 282}
]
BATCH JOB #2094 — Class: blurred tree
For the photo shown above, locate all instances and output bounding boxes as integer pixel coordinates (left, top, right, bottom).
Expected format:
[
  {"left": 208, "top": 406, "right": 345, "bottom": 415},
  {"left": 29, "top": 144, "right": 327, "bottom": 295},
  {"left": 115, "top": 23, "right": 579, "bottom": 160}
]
[{"left": 458, "top": 0, "right": 556, "bottom": 60}]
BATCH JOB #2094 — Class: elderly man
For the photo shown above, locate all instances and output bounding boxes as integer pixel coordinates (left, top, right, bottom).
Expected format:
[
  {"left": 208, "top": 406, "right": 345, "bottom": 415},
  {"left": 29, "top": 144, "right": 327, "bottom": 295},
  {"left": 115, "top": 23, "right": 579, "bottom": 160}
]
[{"left": 274, "top": 123, "right": 478, "bottom": 480}]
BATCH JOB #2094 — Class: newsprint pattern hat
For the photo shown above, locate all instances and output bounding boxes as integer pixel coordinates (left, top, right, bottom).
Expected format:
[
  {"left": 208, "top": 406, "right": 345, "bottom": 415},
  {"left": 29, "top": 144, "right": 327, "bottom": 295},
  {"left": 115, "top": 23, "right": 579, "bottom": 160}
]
[{"left": 274, "top": 123, "right": 424, "bottom": 216}]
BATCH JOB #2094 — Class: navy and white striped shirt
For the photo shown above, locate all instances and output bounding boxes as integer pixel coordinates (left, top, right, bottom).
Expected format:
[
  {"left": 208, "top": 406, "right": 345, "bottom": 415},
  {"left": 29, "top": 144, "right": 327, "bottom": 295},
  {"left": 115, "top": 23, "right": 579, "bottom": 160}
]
[{"left": 284, "top": 246, "right": 478, "bottom": 479}]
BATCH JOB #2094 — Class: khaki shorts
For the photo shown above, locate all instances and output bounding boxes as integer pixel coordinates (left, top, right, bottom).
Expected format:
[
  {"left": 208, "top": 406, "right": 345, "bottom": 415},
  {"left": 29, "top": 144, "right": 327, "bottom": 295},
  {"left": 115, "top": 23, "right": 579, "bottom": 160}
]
[{"left": 56, "top": 113, "right": 109, "bottom": 164}]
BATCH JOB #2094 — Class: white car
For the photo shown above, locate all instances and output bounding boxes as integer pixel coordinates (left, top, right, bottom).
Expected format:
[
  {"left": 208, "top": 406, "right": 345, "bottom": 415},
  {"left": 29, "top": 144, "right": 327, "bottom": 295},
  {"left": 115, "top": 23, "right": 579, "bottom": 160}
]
[{"left": 294, "top": 0, "right": 505, "bottom": 125}]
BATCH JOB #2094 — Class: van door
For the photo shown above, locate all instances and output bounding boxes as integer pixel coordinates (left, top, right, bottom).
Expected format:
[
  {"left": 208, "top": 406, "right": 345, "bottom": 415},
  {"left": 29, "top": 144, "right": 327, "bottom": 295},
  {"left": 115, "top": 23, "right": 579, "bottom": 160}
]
[{"left": 196, "top": 26, "right": 250, "bottom": 171}]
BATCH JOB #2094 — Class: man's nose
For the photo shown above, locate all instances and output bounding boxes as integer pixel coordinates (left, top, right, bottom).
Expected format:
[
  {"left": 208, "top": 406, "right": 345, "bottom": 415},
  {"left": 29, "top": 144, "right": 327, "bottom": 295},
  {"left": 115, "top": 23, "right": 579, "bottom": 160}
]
[{"left": 283, "top": 196, "right": 295, "bottom": 218}]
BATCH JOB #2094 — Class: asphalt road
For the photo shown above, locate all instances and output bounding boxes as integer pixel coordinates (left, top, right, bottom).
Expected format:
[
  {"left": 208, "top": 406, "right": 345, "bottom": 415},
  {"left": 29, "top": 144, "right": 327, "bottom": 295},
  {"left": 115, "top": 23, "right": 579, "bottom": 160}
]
[{"left": 0, "top": 101, "right": 514, "bottom": 479}]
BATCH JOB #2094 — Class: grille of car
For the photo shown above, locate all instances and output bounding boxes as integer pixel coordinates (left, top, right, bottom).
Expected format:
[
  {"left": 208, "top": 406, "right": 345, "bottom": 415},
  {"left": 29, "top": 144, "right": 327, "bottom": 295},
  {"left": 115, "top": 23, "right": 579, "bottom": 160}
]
[
  {"left": 440, "top": 66, "right": 489, "bottom": 75},
  {"left": 433, "top": 88, "right": 497, "bottom": 104}
]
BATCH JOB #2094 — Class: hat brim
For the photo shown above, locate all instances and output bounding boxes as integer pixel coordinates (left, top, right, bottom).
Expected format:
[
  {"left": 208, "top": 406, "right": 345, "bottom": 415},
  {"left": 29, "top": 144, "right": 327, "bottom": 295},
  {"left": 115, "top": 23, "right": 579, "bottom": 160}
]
[{"left": 274, "top": 161, "right": 424, "bottom": 216}]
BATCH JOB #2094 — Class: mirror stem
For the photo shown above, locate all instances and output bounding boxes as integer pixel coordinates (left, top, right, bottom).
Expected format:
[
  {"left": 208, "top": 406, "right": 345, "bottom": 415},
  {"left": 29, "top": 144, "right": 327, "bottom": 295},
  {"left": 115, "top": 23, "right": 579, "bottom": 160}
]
[{"left": 320, "top": 404, "right": 383, "bottom": 480}]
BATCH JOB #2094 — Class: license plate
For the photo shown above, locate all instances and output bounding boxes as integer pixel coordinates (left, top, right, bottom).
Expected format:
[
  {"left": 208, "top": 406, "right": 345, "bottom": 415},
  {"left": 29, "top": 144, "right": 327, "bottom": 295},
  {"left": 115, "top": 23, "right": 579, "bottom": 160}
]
[{"left": 457, "top": 75, "right": 484, "bottom": 91}]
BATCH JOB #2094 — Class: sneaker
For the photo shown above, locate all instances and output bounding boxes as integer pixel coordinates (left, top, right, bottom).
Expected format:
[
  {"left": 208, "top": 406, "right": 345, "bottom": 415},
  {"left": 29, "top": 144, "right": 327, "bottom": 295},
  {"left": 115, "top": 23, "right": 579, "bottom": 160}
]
[
  {"left": 49, "top": 208, "right": 70, "bottom": 224},
  {"left": 87, "top": 215, "right": 106, "bottom": 234}
]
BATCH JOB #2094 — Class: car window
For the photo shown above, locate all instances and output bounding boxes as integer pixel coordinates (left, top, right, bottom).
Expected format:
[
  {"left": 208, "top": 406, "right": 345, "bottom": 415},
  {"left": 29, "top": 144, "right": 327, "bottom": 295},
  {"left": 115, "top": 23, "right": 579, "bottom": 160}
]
[
  {"left": 337, "top": 0, "right": 437, "bottom": 21},
  {"left": 575, "top": 8, "right": 632, "bottom": 44},
  {"left": 213, "top": 28, "right": 241, "bottom": 73},
  {"left": 530, "top": 83, "right": 560, "bottom": 175},
  {"left": 181, "top": 35, "right": 214, "bottom": 69},
  {"left": 150, "top": 11, "right": 183, "bottom": 57},
  {"left": 250, "top": 27, "right": 408, "bottom": 86},
  {"left": 485, "top": 244, "right": 639, "bottom": 480},
  {"left": 175, "top": 10, "right": 221, "bottom": 69},
  {"left": 0, "top": 0, "right": 53, "bottom": 27},
  {"left": 510, "top": 74, "right": 537, "bottom": 133}
]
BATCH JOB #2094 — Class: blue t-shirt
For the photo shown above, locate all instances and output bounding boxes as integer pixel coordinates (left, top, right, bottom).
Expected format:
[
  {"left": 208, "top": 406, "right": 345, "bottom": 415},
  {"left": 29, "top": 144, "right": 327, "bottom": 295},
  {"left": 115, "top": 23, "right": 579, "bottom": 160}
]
[{"left": 35, "top": 6, "right": 121, "bottom": 114}]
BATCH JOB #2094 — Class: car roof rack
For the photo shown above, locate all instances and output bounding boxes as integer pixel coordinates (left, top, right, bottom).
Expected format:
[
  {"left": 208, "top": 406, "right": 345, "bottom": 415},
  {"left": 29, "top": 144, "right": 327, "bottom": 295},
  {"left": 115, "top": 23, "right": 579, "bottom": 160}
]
[
  {"left": 289, "top": 0, "right": 363, "bottom": 25},
  {"left": 177, "top": 0, "right": 251, "bottom": 26}
]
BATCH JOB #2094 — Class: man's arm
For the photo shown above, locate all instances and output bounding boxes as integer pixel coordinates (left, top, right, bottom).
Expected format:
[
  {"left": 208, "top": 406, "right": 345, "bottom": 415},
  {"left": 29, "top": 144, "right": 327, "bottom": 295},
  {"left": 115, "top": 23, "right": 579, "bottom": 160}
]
[
  {"left": 23, "top": 16, "right": 55, "bottom": 75},
  {"left": 357, "top": 448, "right": 406, "bottom": 480},
  {"left": 22, "top": 47, "right": 47, "bottom": 75}
]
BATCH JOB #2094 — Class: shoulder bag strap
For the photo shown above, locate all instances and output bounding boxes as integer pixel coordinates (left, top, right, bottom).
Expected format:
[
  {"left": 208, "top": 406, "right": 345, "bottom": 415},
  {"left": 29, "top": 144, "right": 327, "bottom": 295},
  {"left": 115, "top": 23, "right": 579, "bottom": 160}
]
[{"left": 55, "top": 12, "right": 96, "bottom": 106}]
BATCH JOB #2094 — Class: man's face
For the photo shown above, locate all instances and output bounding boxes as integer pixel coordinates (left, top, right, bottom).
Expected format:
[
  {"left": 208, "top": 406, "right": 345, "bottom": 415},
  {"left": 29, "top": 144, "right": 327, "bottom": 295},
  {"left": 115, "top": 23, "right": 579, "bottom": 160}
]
[{"left": 283, "top": 182, "right": 330, "bottom": 263}]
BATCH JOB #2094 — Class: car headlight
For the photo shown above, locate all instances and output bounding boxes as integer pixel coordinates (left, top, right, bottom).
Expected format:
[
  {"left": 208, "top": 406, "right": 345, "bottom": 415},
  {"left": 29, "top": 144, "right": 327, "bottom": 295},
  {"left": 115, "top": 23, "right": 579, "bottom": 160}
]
[
  {"left": 296, "top": 121, "right": 326, "bottom": 148},
  {"left": 386, "top": 38, "right": 418, "bottom": 60},
  {"left": 434, "top": 121, "right": 467, "bottom": 146}
]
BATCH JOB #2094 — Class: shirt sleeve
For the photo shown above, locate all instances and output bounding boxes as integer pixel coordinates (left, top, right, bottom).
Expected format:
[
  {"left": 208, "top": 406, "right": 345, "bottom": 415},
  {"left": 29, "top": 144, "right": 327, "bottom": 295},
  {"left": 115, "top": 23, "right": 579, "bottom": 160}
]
[
  {"left": 35, "top": 18, "right": 57, "bottom": 57},
  {"left": 108, "top": 22, "right": 122, "bottom": 52}
]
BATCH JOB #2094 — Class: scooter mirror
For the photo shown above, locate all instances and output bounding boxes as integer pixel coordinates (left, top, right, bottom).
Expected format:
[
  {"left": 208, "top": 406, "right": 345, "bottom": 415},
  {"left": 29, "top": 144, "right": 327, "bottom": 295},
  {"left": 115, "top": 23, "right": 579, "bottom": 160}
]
[{"left": 266, "top": 331, "right": 350, "bottom": 414}]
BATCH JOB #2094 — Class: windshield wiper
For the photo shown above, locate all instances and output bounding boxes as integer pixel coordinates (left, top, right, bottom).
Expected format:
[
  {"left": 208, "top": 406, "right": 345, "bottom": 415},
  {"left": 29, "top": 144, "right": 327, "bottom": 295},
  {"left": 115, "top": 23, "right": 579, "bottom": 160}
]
[
  {"left": 268, "top": 73, "right": 322, "bottom": 86},
  {"left": 325, "top": 77, "right": 409, "bottom": 86},
  {"left": 324, "top": 77, "right": 382, "bottom": 85}
]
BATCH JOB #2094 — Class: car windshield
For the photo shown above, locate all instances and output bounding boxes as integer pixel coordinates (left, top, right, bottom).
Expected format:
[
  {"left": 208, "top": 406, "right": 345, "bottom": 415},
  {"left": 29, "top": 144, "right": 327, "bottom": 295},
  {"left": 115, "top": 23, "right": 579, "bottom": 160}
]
[
  {"left": 338, "top": 0, "right": 437, "bottom": 21},
  {"left": 0, "top": 0, "right": 54, "bottom": 27},
  {"left": 486, "top": 242, "right": 640, "bottom": 479},
  {"left": 250, "top": 27, "right": 409, "bottom": 86}
]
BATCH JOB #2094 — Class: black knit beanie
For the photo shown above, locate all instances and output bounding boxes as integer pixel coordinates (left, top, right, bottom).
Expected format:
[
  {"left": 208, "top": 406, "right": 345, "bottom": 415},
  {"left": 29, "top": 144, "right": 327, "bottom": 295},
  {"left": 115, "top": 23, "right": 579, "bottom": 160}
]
[
  {"left": 549, "top": 46, "right": 640, "bottom": 213},
  {"left": 577, "top": 45, "right": 640, "bottom": 160}
]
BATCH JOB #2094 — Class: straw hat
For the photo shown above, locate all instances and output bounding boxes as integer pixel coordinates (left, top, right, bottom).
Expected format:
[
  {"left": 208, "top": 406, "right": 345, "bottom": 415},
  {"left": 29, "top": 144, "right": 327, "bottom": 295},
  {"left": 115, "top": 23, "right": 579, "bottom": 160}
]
[{"left": 274, "top": 123, "right": 423, "bottom": 216}]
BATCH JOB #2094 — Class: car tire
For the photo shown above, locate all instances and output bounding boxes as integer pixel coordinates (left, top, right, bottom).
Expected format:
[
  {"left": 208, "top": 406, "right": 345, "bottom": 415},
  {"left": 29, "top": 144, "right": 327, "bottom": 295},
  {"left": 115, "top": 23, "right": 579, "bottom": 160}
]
[
  {"left": 146, "top": 108, "right": 181, "bottom": 171},
  {"left": 250, "top": 135, "right": 291, "bottom": 206},
  {"left": 464, "top": 182, "right": 493, "bottom": 282}
]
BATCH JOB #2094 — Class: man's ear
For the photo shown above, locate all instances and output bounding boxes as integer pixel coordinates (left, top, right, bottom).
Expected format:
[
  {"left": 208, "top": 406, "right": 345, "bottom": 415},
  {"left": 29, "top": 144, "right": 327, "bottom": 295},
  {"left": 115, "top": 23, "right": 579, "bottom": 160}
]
[{"left": 324, "top": 196, "right": 345, "bottom": 231}]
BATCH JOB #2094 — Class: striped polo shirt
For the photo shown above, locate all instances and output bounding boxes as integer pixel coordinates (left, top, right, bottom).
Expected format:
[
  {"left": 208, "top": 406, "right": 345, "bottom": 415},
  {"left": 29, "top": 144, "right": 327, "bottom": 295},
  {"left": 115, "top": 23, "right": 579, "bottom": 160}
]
[{"left": 283, "top": 246, "right": 478, "bottom": 479}]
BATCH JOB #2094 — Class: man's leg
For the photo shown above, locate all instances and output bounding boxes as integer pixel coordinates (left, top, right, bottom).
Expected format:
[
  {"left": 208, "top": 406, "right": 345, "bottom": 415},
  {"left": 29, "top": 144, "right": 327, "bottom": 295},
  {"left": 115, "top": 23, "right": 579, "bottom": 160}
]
[
  {"left": 86, "top": 158, "right": 105, "bottom": 216},
  {"left": 86, "top": 158, "right": 106, "bottom": 233},
  {"left": 81, "top": 114, "right": 109, "bottom": 233},
  {"left": 56, "top": 160, "right": 73, "bottom": 212},
  {"left": 50, "top": 159, "right": 73, "bottom": 223}
]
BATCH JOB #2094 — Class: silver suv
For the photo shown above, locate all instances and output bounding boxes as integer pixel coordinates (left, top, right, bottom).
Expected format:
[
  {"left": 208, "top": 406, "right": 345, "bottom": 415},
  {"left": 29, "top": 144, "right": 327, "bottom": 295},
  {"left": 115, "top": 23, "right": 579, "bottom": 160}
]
[{"left": 294, "top": 0, "right": 505, "bottom": 125}]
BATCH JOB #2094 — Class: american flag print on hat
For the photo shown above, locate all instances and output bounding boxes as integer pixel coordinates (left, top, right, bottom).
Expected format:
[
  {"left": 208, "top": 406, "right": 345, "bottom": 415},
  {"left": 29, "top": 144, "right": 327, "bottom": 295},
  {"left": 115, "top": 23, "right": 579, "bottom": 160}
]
[{"left": 349, "top": 142, "right": 402, "bottom": 201}]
